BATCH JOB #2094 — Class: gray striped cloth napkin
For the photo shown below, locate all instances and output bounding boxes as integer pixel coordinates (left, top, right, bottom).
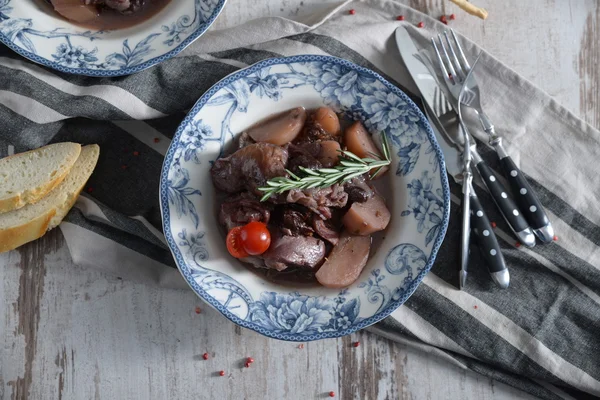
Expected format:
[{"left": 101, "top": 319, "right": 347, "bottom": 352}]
[{"left": 1, "top": 1, "right": 599, "bottom": 398}]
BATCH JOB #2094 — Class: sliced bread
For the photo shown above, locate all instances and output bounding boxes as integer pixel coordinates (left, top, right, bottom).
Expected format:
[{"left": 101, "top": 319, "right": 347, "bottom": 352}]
[
  {"left": 0, "top": 145, "right": 100, "bottom": 253},
  {"left": 0, "top": 142, "right": 82, "bottom": 213}
]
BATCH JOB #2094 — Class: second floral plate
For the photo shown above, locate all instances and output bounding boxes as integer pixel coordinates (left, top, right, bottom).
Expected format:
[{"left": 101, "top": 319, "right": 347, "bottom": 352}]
[{"left": 0, "top": 0, "right": 226, "bottom": 76}]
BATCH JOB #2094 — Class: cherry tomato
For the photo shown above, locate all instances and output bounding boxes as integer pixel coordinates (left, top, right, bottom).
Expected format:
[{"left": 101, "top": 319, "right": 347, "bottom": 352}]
[
  {"left": 240, "top": 221, "right": 271, "bottom": 255},
  {"left": 226, "top": 226, "right": 249, "bottom": 258}
]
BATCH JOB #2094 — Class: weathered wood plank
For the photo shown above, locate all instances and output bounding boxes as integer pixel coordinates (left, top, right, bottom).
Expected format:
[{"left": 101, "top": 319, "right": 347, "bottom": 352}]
[
  {"left": 578, "top": 4, "right": 600, "bottom": 129},
  {"left": 1, "top": 230, "right": 536, "bottom": 400},
  {"left": 445, "top": 0, "right": 600, "bottom": 129}
]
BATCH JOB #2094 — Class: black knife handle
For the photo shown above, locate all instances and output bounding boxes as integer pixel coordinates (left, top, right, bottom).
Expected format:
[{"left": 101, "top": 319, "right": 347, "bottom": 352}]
[
  {"left": 499, "top": 156, "right": 549, "bottom": 230},
  {"left": 470, "top": 192, "right": 506, "bottom": 273},
  {"left": 475, "top": 160, "right": 531, "bottom": 234}
]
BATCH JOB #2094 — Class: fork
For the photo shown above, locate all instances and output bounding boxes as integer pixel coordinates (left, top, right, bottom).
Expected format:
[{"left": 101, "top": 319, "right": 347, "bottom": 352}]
[
  {"left": 431, "top": 34, "right": 537, "bottom": 248},
  {"left": 436, "top": 30, "right": 554, "bottom": 244},
  {"left": 428, "top": 88, "right": 509, "bottom": 289}
]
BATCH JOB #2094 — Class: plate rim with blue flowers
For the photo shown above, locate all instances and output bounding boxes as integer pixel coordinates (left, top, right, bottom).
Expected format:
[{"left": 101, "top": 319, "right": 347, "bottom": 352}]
[{"left": 159, "top": 55, "right": 451, "bottom": 341}]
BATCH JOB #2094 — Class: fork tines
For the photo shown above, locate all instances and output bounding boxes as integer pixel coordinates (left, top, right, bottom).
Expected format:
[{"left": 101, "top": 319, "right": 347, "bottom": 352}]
[{"left": 431, "top": 29, "right": 471, "bottom": 86}]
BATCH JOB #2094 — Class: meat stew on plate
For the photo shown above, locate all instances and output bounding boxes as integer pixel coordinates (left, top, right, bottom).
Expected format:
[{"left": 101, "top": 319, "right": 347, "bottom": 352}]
[{"left": 210, "top": 106, "right": 392, "bottom": 288}]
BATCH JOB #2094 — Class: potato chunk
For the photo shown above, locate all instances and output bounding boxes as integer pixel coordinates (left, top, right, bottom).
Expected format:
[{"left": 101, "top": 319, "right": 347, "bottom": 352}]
[
  {"left": 246, "top": 107, "right": 306, "bottom": 145},
  {"left": 343, "top": 121, "right": 388, "bottom": 178},
  {"left": 313, "top": 107, "right": 341, "bottom": 136},
  {"left": 342, "top": 195, "right": 391, "bottom": 235},
  {"left": 316, "top": 231, "right": 371, "bottom": 288}
]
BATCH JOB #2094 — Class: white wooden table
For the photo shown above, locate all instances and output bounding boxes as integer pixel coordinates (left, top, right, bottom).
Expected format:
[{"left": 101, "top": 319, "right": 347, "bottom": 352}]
[{"left": 1, "top": 1, "right": 598, "bottom": 399}]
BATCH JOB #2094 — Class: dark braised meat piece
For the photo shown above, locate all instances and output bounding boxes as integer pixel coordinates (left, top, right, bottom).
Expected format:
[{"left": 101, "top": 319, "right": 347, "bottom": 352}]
[
  {"left": 211, "top": 143, "right": 288, "bottom": 196},
  {"left": 289, "top": 141, "right": 341, "bottom": 169},
  {"left": 345, "top": 186, "right": 370, "bottom": 203},
  {"left": 344, "top": 175, "right": 374, "bottom": 203},
  {"left": 291, "top": 142, "right": 320, "bottom": 157},
  {"left": 287, "top": 143, "right": 322, "bottom": 175},
  {"left": 219, "top": 192, "right": 272, "bottom": 231},
  {"left": 312, "top": 216, "right": 340, "bottom": 245},
  {"left": 262, "top": 233, "right": 326, "bottom": 271},
  {"left": 285, "top": 183, "right": 348, "bottom": 219},
  {"left": 276, "top": 206, "right": 314, "bottom": 237},
  {"left": 294, "top": 115, "right": 340, "bottom": 143}
]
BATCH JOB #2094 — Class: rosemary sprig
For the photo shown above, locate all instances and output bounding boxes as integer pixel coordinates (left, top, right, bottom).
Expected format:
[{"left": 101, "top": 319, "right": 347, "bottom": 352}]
[{"left": 258, "top": 133, "right": 391, "bottom": 202}]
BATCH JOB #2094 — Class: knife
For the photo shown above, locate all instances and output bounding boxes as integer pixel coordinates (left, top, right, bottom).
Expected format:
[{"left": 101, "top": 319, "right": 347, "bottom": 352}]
[{"left": 396, "top": 26, "right": 509, "bottom": 289}]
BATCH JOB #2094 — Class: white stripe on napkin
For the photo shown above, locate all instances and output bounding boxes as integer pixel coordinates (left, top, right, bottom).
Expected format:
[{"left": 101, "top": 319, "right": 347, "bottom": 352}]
[
  {"left": 0, "top": 90, "right": 67, "bottom": 123},
  {"left": 423, "top": 273, "right": 600, "bottom": 395},
  {"left": 75, "top": 196, "right": 167, "bottom": 246},
  {"left": 60, "top": 222, "right": 188, "bottom": 289},
  {"left": 75, "top": 196, "right": 114, "bottom": 225},
  {"left": 0, "top": 57, "right": 167, "bottom": 120},
  {"left": 196, "top": 54, "right": 249, "bottom": 69}
]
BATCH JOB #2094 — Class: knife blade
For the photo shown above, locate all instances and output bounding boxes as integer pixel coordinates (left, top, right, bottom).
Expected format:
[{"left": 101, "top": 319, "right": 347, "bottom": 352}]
[
  {"left": 395, "top": 27, "right": 462, "bottom": 176},
  {"left": 396, "top": 26, "right": 509, "bottom": 289}
]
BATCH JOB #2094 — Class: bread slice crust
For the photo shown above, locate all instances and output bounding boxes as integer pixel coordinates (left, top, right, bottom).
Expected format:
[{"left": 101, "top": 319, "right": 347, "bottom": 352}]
[
  {"left": 0, "top": 145, "right": 99, "bottom": 253},
  {"left": 0, "top": 143, "right": 82, "bottom": 213}
]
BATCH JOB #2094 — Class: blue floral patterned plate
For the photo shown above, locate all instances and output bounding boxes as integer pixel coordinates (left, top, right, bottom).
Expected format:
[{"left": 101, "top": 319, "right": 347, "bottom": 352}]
[
  {"left": 0, "top": 0, "right": 225, "bottom": 76},
  {"left": 160, "top": 55, "right": 451, "bottom": 341}
]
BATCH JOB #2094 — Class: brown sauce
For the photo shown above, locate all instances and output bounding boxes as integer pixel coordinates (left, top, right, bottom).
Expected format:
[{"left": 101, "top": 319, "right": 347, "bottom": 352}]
[{"left": 41, "top": 0, "right": 172, "bottom": 31}]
